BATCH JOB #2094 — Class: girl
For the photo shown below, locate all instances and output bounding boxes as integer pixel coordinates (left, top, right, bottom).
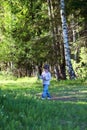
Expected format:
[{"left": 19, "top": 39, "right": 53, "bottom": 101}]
[{"left": 41, "top": 64, "right": 51, "bottom": 99}]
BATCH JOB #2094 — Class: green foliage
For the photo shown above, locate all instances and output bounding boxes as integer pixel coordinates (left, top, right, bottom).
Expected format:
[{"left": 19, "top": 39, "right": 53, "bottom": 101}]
[
  {"left": 66, "top": 0, "right": 87, "bottom": 20},
  {"left": 80, "top": 47, "right": 87, "bottom": 64},
  {"left": 0, "top": 0, "right": 49, "bottom": 64},
  {"left": 72, "top": 47, "right": 87, "bottom": 79},
  {"left": 72, "top": 61, "right": 87, "bottom": 79},
  {"left": 0, "top": 0, "right": 87, "bottom": 79},
  {"left": 0, "top": 77, "right": 87, "bottom": 130}
]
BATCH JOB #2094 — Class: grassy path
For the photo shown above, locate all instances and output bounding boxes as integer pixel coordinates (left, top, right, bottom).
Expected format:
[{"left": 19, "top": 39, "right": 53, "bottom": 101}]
[{"left": 0, "top": 77, "right": 87, "bottom": 130}]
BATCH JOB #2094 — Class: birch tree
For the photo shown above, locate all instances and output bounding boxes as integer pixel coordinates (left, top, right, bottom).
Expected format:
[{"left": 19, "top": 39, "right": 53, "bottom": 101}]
[{"left": 60, "top": 0, "right": 76, "bottom": 79}]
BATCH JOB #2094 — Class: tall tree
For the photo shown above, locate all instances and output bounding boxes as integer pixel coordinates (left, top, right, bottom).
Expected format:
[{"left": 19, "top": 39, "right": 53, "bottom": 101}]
[
  {"left": 47, "top": 0, "right": 66, "bottom": 80},
  {"left": 60, "top": 0, "right": 76, "bottom": 79}
]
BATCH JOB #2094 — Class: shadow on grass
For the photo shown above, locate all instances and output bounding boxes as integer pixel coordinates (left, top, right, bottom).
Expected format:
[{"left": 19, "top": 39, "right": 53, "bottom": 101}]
[
  {"left": 0, "top": 81, "right": 87, "bottom": 130},
  {"left": 0, "top": 78, "right": 87, "bottom": 103},
  {"left": 48, "top": 79, "right": 87, "bottom": 102}
]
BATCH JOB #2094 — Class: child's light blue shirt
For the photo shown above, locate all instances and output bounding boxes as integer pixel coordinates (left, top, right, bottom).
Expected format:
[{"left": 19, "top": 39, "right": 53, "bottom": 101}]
[{"left": 41, "top": 71, "right": 51, "bottom": 85}]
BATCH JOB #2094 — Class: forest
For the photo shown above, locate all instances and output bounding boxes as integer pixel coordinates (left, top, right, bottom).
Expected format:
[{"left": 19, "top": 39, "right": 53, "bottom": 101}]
[
  {"left": 0, "top": 0, "right": 87, "bottom": 79},
  {"left": 0, "top": 1, "right": 87, "bottom": 130}
]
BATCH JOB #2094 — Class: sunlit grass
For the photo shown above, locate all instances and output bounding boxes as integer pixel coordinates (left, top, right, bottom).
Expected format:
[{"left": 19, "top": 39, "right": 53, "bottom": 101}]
[{"left": 0, "top": 76, "right": 87, "bottom": 130}]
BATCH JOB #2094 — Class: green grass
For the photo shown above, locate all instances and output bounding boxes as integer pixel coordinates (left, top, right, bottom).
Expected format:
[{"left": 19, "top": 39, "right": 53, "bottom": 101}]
[{"left": 0, "top": 76, "right": 87, "bottom": 130}]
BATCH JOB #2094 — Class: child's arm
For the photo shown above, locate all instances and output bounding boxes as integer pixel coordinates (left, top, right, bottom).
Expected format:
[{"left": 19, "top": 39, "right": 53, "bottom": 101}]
[
  {"left": 40, "top": 72, "right": 46, "bottom": 80},
  {"left": 39, "top": 72, "right": 45, "bottom": 79}
]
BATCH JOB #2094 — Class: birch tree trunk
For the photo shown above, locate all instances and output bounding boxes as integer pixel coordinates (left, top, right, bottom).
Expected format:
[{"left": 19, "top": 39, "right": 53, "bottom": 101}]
[{"left": 60, "top": 0, "right": 76, "bottom": 79}]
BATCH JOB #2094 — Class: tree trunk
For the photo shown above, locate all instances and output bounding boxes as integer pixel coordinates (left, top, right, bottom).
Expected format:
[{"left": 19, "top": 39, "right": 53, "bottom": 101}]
[
  {"left": 60, "top": 0, "right": 76, "bottom": 79},
  {"left": 47, "top": 0, "right": 66, "bottom": 79}
]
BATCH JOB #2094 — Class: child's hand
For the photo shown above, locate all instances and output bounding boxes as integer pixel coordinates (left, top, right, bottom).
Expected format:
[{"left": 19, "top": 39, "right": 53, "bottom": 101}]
[
  {"left": 39, "top": 75, "right": 45, "bottom": 80},
  {"left": 42, "top": 74, "right": 46, "bottom": 80},
  {"left": 43, "top": 77, "right": 46, "bottom": 80},
  {"left": 42, "top": 75, "right": 46, "bottom": 80}
]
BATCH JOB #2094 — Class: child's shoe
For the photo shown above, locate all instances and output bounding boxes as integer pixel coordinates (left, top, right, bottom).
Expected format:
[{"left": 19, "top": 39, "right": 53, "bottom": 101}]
[{"left": 47, "top": 97, "right": 51, "bottom": 100}]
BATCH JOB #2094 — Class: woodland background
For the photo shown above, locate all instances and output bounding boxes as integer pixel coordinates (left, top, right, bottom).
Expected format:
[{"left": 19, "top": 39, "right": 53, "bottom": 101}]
[{"left": 0, "top": 0, "right": 87, "bottom": 80}]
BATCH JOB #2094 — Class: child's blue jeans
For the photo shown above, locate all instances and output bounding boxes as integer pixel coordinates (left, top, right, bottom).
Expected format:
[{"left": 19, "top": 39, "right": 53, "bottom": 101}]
[{"left": 42, "top": 84, "right": 51, "bottom": 98}]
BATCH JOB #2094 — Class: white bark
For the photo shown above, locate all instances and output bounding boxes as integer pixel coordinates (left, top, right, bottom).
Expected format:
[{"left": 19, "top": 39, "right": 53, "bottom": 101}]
[{"left": 60, "top": 0, "right": 76, "bottom": 79}]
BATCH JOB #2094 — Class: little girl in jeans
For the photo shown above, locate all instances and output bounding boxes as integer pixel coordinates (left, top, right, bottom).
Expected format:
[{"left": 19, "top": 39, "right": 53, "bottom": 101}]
[{"left": 41, "top": 64, "right": 51, "bottom": 99}]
